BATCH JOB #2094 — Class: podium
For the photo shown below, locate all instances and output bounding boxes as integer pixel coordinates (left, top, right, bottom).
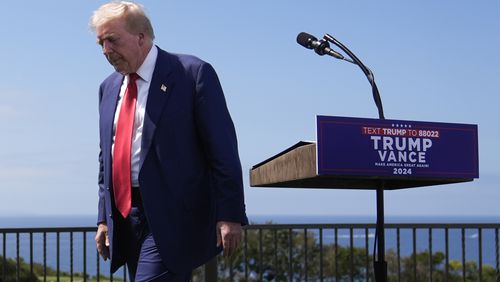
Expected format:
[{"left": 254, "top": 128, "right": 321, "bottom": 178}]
[
  {"left": 250, "top": 115, "right": 479, "bottom": 280},
  {"left": 251, "top": 116, "right": 478, "bottom": 189},
  {"left": 264, "top": 31, "right": 481, "bottom": 281}
]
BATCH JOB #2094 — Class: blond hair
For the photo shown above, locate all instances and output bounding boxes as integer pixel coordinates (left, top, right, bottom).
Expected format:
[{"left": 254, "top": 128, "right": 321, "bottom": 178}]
[{"left": 89, "top": 1, "right": 155, "bottom": 40}]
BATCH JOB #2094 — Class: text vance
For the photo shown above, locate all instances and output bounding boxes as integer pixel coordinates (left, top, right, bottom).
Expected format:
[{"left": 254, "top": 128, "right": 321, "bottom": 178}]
[{"left": 370, "top": 136, "right": 432, "bottom": 163}]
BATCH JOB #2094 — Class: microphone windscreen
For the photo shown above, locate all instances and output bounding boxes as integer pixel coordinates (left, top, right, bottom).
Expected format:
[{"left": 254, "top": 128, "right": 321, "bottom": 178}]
[{"left": 296, "top": 32, "right": 316, "bottom": 49}]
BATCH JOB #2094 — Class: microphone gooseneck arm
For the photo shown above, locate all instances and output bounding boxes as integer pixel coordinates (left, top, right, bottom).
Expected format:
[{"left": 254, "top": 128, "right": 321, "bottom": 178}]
[
  {"left": 322, "top": 33, "right": 387, "bottom": 280},
  {"left": 323, "top": 33, "right": 388, "bottom": 281},
  {"left": 297, "top": 31, "right": 388, "bottom": 281},
  {"left": 323, "top": 33, "right": 385, "bottom": 120}
]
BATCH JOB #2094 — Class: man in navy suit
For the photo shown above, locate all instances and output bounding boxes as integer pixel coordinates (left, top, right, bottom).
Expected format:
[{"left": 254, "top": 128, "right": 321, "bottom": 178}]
[{"left": 89, "top": 2, "right": 247, "bottom": 281}]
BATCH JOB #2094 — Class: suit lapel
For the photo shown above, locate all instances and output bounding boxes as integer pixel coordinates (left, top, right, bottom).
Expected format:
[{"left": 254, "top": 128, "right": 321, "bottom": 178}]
[
  {"left": 139, "top": 49, "right": 175, "bottom": 171},
  {"left": 102, "top": 74, "right": 123, "bottom": 164}
]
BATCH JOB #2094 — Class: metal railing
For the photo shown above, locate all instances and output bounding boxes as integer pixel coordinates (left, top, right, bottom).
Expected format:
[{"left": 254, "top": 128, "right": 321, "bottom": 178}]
[
  {"left": 2, "top": 223, "right": 500, "bottom": 281},
  {"left": 211, "top": 223, "right": 500, "bottom": 281},
  {"left": 0, "top": 227, "right": 125, "bottom": 282}
]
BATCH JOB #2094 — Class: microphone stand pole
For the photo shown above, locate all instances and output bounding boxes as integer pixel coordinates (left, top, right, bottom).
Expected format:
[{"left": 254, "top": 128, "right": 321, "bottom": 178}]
[{"left": 323, "top": 33, "right": 387, "bottom": 281}]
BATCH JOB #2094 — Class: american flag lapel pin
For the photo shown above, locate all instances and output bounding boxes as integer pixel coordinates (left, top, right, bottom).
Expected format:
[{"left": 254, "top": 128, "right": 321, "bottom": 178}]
[{"left": 160, "top": 84, "right": 167, "bottom": 92}]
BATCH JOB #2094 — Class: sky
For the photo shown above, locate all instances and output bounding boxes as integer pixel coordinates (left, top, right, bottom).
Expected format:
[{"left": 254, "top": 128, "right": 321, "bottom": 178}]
[{"left": 0, "top": 1, "right": 499, "bottom": 220}]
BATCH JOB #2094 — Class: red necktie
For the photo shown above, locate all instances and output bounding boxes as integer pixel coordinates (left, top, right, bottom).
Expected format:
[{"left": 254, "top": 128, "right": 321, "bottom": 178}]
[{"left": 112, "top": 73, "right": 139, "bottom": 218}]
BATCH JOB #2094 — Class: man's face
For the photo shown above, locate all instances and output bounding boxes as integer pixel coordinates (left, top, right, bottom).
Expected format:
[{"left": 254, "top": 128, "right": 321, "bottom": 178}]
[{"left": 96, "top": 18, "right": 144, "bottom": 74}]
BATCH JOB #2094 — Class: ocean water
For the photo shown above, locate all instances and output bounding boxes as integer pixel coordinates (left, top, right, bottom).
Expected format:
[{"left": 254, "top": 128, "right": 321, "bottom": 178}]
[{"left": 1, "top": 215, "right": 499, "bottom": 278}]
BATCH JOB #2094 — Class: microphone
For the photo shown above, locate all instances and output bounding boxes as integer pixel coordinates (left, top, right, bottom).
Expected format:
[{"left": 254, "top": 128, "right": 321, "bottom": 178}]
[{"left": 296, "top": 32, "right": 344, "bottom": 59}]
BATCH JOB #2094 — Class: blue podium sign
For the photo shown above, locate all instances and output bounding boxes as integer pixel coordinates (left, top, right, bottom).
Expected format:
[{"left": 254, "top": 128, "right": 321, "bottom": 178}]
[{"left": 317, "top": 116, "right": 479, "bottom": 180}]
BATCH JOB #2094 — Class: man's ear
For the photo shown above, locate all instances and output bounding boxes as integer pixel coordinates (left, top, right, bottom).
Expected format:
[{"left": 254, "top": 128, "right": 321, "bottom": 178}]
[{"left": 138, "top": 33, "right": 146, "bottom": 46}]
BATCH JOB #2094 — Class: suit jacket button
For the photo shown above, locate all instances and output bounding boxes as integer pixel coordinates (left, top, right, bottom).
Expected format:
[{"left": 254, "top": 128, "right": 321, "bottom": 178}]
[{"left": 109, "top": 213, "right": 112, "bottom": 218}]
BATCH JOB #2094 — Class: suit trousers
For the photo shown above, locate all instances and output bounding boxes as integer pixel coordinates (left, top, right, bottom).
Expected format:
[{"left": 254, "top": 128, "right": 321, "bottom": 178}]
[{"left": 121, "top": 189, "right": 191, "bottom": 282}]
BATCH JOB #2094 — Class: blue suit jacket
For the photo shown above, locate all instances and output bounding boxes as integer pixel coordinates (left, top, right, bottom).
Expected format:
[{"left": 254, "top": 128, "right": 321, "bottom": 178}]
[{"left": 97, "top": 47, "right": 248, "bottom": 273}]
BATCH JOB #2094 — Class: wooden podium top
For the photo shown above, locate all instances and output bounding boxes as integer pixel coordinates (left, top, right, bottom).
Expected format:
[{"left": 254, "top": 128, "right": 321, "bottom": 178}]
[{"left": 250, "top": 142, "right": 473, "bottom": 190}]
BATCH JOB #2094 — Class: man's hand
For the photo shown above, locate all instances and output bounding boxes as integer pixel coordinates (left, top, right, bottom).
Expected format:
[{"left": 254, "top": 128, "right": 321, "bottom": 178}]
[
  {"left": 95, "top": 223, "right": 110, "bottom": 260},
  {"left": 216, "top": 221, "right": 242, "bottom": 257}
]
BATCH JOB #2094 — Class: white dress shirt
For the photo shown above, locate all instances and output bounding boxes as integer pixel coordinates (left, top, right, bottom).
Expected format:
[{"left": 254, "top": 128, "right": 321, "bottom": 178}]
[{"left": 112, "top": 46, "right": 158, "bottom": 187}]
